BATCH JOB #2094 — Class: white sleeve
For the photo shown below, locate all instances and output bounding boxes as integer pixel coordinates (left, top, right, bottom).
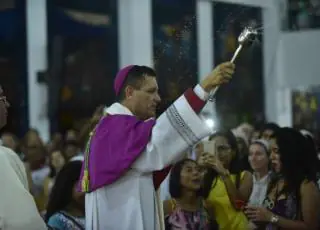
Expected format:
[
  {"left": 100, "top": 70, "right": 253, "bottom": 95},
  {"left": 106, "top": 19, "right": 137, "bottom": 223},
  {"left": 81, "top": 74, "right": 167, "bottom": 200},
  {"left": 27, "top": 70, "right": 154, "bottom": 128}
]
[
  {"left": 193, "top": 84, "right": 209, "bottom": 101},
  {"left": 132, "top": 94, "right": 212, "bottom": 172},
  {"left": 0, "top": 148, "right": 48, "bottom": 230}
]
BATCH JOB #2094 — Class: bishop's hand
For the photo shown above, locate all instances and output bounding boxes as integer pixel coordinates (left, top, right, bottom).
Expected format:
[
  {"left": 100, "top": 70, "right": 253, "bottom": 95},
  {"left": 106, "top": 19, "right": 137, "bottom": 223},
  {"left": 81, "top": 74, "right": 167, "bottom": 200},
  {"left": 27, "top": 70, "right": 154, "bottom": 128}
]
[{"left": 200, "top": 62, "right": 235, "bottom": 93}]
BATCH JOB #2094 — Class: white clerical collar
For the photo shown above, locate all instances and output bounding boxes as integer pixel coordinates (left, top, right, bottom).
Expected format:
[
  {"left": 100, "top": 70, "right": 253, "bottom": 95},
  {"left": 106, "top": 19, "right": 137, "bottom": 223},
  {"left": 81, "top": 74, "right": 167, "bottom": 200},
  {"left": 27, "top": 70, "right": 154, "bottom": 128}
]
[
  {"left": 104, "top": 103, "right": 156, "bottom": 122},
  {"left": 104, "top": 103, "right": 133, "bottom": 116}
]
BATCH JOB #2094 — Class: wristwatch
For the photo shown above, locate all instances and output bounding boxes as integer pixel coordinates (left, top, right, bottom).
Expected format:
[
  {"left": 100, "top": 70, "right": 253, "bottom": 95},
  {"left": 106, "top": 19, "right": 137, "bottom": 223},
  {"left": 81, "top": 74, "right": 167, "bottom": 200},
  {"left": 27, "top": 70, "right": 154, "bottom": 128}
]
[{"left": 270, "top": 215, "right": 279, "bottom": 224}]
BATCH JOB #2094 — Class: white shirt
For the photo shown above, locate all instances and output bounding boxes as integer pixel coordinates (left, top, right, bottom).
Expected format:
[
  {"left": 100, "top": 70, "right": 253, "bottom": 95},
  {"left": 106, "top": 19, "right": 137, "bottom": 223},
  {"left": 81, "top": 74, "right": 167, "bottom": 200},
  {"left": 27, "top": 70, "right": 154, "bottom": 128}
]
[{"left": 248, "top": 172, "right": 271, "bottom": 206}]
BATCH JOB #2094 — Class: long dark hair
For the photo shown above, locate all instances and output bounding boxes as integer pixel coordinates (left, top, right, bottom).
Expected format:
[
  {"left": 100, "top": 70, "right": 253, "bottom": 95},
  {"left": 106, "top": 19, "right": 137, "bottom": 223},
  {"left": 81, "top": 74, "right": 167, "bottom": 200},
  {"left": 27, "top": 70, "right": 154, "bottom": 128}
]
[
  {"left": 269, "top": 128, "right": 317, "bottom": 195},
  {"left": 45, "top": 161, "right": 82, "bottom": 221},
  {"left": 260, "top": 123, "right": 280, "bottom": 136},
  {"left": 301, "top": 131, "right": 320, "bottom": 175},
  {"left": 202, "top": 130, "right": 242, "bottom": 198}
]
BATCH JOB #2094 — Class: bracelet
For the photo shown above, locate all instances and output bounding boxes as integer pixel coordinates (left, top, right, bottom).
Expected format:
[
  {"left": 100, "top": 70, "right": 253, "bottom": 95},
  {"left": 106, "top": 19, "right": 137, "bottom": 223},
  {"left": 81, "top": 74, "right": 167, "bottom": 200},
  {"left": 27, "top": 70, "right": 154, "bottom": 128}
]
[
  {"left": 220, "top": 170, "right": 230, "bottom": 180},
  {"left": 270, "top": 215, "right": 279, "bottom": 224}
]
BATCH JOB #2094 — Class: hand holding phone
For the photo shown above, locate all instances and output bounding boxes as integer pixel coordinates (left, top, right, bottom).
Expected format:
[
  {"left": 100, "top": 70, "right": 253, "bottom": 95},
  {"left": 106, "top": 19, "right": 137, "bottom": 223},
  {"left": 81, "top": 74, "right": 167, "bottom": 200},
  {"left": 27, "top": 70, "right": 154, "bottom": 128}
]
[{"left": 202, "top": 141, "right": 215, "bottom": 156}]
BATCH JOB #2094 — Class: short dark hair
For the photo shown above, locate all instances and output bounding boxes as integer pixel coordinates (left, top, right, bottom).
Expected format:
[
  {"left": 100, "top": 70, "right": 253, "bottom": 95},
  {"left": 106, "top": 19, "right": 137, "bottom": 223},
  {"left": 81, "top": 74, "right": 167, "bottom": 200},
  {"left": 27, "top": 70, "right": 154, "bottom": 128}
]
[
  {"left": 261, "top": 122, "right": 280, "bottom": 134},
  {"left": 116, "top": 65, "right": 156, "bottom": 102}
]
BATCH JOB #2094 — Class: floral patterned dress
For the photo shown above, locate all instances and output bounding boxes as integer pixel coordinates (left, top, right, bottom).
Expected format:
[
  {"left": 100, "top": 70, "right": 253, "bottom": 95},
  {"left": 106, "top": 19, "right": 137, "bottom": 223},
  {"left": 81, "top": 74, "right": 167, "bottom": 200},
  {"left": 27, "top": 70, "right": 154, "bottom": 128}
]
[{"left": 165, "top": 199, "right": 218, "bottom": 230}]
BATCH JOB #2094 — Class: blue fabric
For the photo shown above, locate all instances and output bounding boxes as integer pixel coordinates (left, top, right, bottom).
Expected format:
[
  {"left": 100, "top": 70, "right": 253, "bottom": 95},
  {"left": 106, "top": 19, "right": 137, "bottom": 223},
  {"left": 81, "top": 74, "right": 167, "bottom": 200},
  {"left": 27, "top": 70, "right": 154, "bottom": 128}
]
[
  {"left": 0, "top": 9, "right": 17, "bottom": 40},
  {"left": 47, "top": 212, "right": 85, "bottom": 230}
]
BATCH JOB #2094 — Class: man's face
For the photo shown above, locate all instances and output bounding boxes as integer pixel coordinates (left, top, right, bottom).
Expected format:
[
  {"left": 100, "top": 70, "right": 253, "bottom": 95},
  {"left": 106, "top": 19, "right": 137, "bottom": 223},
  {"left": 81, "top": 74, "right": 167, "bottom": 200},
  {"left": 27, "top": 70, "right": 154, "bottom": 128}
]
[
  {"left": 128, "top": 76, "right": 161, "bottom": 120},
  {"left": 0, "top": 86, "right": 9, "bottom": 129}
]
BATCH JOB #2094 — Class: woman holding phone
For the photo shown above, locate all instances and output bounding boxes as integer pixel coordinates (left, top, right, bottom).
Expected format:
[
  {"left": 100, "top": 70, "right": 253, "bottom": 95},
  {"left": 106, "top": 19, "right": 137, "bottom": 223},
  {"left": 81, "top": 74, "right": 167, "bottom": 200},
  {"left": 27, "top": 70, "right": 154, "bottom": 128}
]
[{"left": 198, "top": 130, "right": 253, "bottom": 230}]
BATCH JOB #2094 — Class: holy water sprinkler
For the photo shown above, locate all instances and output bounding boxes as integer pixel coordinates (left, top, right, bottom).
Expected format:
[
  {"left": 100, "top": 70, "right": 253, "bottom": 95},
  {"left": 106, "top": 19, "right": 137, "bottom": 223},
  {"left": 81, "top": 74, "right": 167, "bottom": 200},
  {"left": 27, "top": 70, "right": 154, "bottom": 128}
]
[{"left": 208, "top": 27, "right": 258, "bottom": 101}]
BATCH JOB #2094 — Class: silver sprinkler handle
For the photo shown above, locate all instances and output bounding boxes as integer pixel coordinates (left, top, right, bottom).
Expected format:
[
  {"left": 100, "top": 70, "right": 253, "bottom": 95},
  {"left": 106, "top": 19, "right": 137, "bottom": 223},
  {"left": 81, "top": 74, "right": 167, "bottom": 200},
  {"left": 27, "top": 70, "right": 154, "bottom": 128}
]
[
  {"left": 207, "top": 44, "right": 243, "bottom": 101},
  {"left": 206, "top": 26, "right": 257, "bottom": 102}
]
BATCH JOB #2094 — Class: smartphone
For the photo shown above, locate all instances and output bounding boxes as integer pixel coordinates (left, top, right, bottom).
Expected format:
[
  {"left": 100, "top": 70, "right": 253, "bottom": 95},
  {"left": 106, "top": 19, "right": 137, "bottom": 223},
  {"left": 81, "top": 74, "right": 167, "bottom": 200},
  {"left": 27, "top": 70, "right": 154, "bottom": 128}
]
[{"left": 202, "top": 141, "right": 215, "bottom": 156}]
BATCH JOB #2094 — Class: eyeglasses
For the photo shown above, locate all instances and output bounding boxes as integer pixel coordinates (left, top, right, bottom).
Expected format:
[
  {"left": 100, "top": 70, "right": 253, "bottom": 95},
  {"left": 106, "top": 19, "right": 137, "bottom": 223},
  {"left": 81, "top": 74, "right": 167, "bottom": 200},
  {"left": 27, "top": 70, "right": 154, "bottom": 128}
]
[{"left": 216, "top": 145, "right": 231, "bottom": 152}]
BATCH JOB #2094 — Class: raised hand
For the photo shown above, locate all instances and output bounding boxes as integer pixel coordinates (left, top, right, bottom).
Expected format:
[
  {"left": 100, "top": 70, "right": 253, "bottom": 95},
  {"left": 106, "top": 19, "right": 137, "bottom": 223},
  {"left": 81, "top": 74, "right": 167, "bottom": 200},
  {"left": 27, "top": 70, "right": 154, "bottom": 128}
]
[
  {"left": 200, "top": 62, "right": 235, "bottom": 93},
  {"left": 197, "top": 152, "right": 210, "bottom": 167},
  {"left": 244, "top": 206, "right": 273, "bottom": 222},
  {"left": 205, "top": 154, "right": 227, "bottom": 175}
]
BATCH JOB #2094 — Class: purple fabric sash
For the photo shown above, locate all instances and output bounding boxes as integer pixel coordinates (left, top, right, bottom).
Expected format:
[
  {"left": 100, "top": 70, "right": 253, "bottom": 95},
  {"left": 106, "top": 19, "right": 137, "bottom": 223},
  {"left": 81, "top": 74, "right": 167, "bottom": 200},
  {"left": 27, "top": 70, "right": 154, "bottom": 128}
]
[{"left": 79, "top": 114, "right": 156, "bottom": 192}]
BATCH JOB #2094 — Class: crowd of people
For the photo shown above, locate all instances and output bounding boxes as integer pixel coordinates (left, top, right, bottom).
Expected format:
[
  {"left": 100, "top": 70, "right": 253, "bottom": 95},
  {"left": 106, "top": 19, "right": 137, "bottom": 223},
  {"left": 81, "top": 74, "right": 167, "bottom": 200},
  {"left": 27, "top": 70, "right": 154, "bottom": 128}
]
[
  {"left": 0, "top": 62, "right": 320, "bottom": 230},
  {"left": 161, "top": 123, "right": 320, "bottom": 230}
]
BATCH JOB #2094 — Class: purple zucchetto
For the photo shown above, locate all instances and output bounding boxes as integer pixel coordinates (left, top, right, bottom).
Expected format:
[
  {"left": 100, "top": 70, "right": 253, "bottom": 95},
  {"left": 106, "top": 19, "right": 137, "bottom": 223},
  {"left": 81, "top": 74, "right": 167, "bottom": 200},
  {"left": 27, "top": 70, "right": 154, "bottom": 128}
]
[{"left": 114, "top": 65, "right": 135, "bottom": 96}]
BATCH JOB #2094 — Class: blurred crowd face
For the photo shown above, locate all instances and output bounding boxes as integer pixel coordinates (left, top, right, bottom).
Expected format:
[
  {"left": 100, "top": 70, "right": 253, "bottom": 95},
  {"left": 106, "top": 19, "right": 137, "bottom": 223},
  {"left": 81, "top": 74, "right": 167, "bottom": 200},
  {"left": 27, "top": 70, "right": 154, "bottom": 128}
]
[
  {"left": 248, "top": 143, "right": 269, "bottom": 172},
  {"left": 238, "top": 123, "right": 254, "bottom": 140},
  {"left": 23, "top": 132, "right": 46, "bottom": 165},
  {"left": 261, "top": 129, "right": 274, "bottom": 141},
  {"left": 0, "top": 86, "right": 9, "bottom": 129},
  {"left": 52, "top": 132, "right": 63, "bottom": 144},
  {"left": 1, "top": 133, "right": 17, "bottom": 151},
  {"left": 236, "top": 137, "right": 247, "bottom": 157},
  {"left": 211, "top": 136, "right": 233, "bottom": 167},
  {"left": 65, "top": 129, "right": 77, "bottom": 141},
  {"left": 50, "top": 150, "right": 66, "bottom": 171},
  {"left": 64, "top": 142, "right": 79, "bottom": 160},
  {"left": 179, "top": 160, "right": 202, "bottom": 191},
  {"left": 251, "top": 130, "right": 260, "bottom": 142},
  {"left": 47, "top": 132, "right": 63, "bottom": 153}
]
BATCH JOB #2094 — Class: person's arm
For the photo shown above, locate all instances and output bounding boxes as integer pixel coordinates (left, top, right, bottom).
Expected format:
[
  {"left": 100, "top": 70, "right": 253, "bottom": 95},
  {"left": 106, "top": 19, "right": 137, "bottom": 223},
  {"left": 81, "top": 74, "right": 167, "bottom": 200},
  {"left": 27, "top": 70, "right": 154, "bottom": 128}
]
[
  {"left": 204, "top": 200, "right": 215, "bottom": 219},
  {"left": 24, "top": 162, "right": 34, "bottom": 193},
  {"left": 132, "top": 62, "right": 234, "bottom": 172},
  {"left": 132, "top": 85, "right": 212, "bottom": 172},
  {"left": 274, "top": 181, "right": 320, "bottom": 230},
  {"left": 152, "top": 87, "right": 208, "bottom": 189},
  {"left": 205, "top": 155, "right": 253, "bottom": 210},
  {"left": 204, "top": 201, "right": 220, "bottom": 229},
  {"left": 245, "top": 181, "right": 320, "bottom": 230},
  {"left": 163, "top": 199, "right": 174, "bottom": 217},
  {"left": 221, "top": 170, "right": 253, "bottom": 210}
]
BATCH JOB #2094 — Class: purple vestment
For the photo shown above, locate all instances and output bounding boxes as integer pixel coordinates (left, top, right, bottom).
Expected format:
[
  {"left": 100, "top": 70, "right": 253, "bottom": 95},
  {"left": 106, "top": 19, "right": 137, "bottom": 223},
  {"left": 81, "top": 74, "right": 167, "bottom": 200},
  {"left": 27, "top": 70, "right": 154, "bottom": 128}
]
[{"left": 79, "top": 114, "right": 156, "bottom": 192}]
